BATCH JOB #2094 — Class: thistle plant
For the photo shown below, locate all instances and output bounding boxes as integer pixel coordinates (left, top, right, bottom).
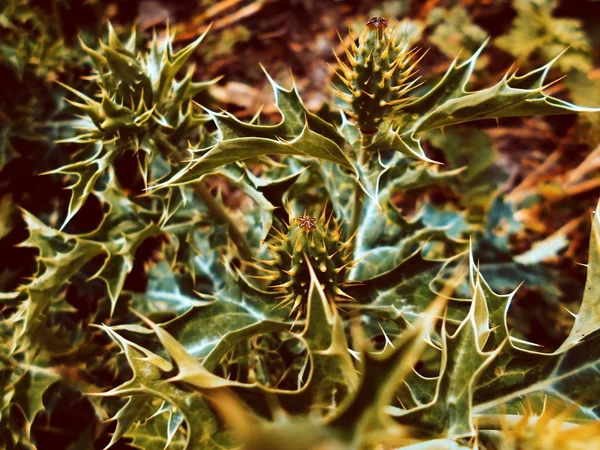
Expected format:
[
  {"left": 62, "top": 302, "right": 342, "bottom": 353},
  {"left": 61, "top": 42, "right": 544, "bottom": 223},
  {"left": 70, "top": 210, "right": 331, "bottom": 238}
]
[
  {"left": 253, "top": 209, "right": 355, "bottom": 320},
  {"left": 51, "top": 24, "right": 219, "bottom": 225},
  {"left": 1, "top": 14, "right": 600, "bottom": 450}
]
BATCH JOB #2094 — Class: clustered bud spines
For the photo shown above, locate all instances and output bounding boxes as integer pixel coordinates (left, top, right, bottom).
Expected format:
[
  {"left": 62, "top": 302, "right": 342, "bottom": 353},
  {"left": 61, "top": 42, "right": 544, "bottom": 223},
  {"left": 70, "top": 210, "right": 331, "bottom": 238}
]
[
  {"left": 254, "top": 210, "right": 355, "bottom": 320},
  {"left": 333, "top": 17, "right": 425, "bottom": 135},
  {"left": 60, "top": 24, "right": 217, "bottom": 171},
  {"left": 499, "top": 401, "right": 600, "bottom": 449}
]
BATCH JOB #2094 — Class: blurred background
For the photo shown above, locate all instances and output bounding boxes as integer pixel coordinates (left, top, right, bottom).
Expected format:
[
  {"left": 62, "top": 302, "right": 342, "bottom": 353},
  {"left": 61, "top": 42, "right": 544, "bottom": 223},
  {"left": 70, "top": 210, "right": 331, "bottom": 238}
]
[{"left": 1, "top": 0, "right": 600, "bottom": 447}]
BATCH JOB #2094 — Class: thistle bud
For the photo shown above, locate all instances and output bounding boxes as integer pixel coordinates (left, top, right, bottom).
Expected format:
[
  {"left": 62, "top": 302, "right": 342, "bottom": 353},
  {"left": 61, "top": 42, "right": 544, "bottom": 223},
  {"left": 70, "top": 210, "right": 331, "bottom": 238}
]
[
  {"left": 333, "top": 18, "right": 425, "bottom": 135},
  {"left": 255, "top": 211, "right": 355, "bottom": 320}
]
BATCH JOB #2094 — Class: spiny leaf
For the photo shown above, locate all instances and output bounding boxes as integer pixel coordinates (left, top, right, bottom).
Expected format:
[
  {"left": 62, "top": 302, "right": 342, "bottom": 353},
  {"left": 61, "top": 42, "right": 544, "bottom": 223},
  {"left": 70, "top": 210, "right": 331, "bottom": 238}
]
[
  {"left": 105, "top": 396, "right": 154, "bottom": 449},
  {"left": 153, "top": 121, "right": 355, "bottom": 189},
  {"left": 557, "top": 201, "right": 600, "bottom": 351},
  {"left": 381, "top": 39, "right": 599, "bottom": 160},
  {"left": 163, "top": 270, "right": 286, "bottom": 360},
  {"left": 43, "top": 141, "right": 116, "bottom": 229},
  {"left": 329, "top": 297, "right": 446, "bottom": 446},
  {"left": 468, "top": 206, "right": 600, "bottom": 421},
  {"left": 123, "top": 404, "right": 187, "bottom": 450},
  {"left": 54, "top": 23, "right": 217, "bottom": 224},
  {"left": 394, "top": 277, "right": 503, "bottom": 439},
  {"left": 4, "top": 181, "right": 163, "bottom": 343},
  {"left": 97, "top": 326, "right": 236, "bottom": 450},
  {"left": 352, "top": 190, "right": 466, "bottom": 281}
]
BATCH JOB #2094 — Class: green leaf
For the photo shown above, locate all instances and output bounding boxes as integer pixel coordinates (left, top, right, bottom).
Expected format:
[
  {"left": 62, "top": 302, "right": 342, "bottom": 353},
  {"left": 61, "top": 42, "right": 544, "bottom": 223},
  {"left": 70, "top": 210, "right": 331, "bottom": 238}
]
[
  {"left": 468, "top": 205, "right": 600, "bottom": 421},
  {"left": 317, "top": 161, "right": 355, "bottom": 232},
  {"left": 9, "top": 211, "right": 106, "bottom": 340},
  {"left": 291, "top": 261, "right": 358, "bottom": 415},
  {"left": 105, "top": 396, "right": 154, "bottom": 449},
  {"left": 151, "top": 70, "right": 352, "bottom": 190},
  {"left": 164, "top": 271, "right": 286, "bottom": 359},
  {"left": 211, "top": 162, "right": 275, "bottom": 242},
  {"left": 329, "top": 298, "right": 445, "bottom": 446},
  {"left": 131, "top": 261, "right": 211, "bottom": 318},
  {"left": 210, "top": 69, "right": 345, "bottom": 145},
  {"left": 124, "top": 403, "right": 187, "bottom": 450},
  {"left": 383, "top": 40, "right": 599, "bottom": 160},
  {"left": 42, "top": 141, "right": 117, "bottom": 228},
  {"left": 424, "top": 127, "right": 503, "bottom": 211},
  {"left": 345, "top": 249, "right": 446, "bottom": 325},
  {"left": 97, "top": 326, "right": 236, "bottom": 450},
  {"left": 156, "top": 122, "right": 354, "bottom": 189},
  {"left": 366, "top": 123, "right": 441, "bottom": 164},
  {"left": 353, "top": 179, "right": 466, "bottom": 280},
  {"left": 557, "top": 202, "right": 600, "bottom": 350},
  {"left": 3, "top": 179, "right": 163, "bottom": 343},
  {"left": 5, "top": 360, "right": 61, "bottom": 425},
  {"left": 395, "top": 283, "right": 502, "bottom": 438},
  {"left": 428, "top": 6, "right": 489, "bottom": 60}
]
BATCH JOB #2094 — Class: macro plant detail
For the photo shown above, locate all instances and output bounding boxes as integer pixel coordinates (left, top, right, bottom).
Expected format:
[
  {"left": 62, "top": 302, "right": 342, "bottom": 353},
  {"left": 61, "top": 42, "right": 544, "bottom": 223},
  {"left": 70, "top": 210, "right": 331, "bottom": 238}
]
[
  {"left": 332, "top": 16, "right": 425, "bottom": 136},
  {"left": 253, "top": 209, "right": 355, "bottom": 320},
  {"left": 156, "top": 17, "right": 598, "bottom": 198},
  {"left": 1, "top": 3, "right": 600, "bottom": 449},
  {"left": 49, "top": 24, "right": 219, "bottom": 227}
]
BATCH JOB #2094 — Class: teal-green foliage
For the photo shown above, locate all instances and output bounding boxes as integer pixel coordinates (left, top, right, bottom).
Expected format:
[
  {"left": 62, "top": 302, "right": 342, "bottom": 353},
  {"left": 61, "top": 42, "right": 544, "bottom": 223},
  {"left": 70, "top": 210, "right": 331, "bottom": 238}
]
[{"left": 1, "top": 6, "right": 600, "bottom": 449}]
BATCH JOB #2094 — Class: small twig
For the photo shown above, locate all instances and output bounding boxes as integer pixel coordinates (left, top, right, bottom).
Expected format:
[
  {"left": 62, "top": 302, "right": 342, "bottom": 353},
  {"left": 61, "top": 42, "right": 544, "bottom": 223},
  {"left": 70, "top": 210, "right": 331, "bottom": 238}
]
[
  {"left": 565, "top": 143, "right": 600, "bottom": 185},
  {"left": 191, "top": 0, "right": 246, "bottom": 26},
  {"left": 508, "top": 149, "right": 561, "bottom": 202},
  {"left": 173, "top": 0, "right": 270, "bottom": 43},
  {"left": 473, "top": 414, "right": 580, "bottom": 431},
  {"left": 565, "top": 177, "right": 600, "bottom": 198}
]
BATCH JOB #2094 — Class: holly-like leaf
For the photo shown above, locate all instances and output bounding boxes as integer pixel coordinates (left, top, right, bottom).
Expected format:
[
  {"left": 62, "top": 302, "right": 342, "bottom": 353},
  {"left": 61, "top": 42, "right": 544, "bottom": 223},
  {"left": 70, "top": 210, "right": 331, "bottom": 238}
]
[
  {"left": 329, "top": 297, "right": 446, "bottom": 446},
  {"left": 3, "top": 178, "right": 162, "bottom": 344},
  {"left": 163, "top": 270, "right": 287, "bottom": 360},
  {"left": 352, "top": 170, "right": 466, "bottom": 280},
  {"left": 424, "top": 127, "right": 504, "bottom": 212},
  {"left": 96, "top": 326, "right": 237, "bottom": 450},
  {"left": 394, "top": 277, "right": 503, "bottom": 439},
  {"left": 156, "top": 122, "right": 355, "bottom": 189},
  {"left": 382, "top": 40, "right": 599, "bottom": 160},
  {"left": 122, "top": 403, "right": 187, "bottom": 450},
  {"left": 150, "top": 71, "right": 356, "bottom": 191},
  {"left": 345, "top": 249, "right": 447, "bottom": 325},
  {"left": 557, "top": 202, "right": 600, "bottom": 350},
  {"left": 53, "top": 23, "right": 218, "bottom": 226},
  {"left": 469, "top": 206, "right": 600, "bottom": 421}
]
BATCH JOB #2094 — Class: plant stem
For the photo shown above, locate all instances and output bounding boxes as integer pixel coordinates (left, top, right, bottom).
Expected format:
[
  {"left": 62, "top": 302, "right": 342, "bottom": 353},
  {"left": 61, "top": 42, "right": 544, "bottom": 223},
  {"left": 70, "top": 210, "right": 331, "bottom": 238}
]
[
  {"left": 349, "top": 182, "right": 364, "bottom": 243},
  {"left": 193, "top": 182, "right": 253, "bottom": 261},
  {"left": 348, "top": 133, "right": 374, "bottom": 256}
]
